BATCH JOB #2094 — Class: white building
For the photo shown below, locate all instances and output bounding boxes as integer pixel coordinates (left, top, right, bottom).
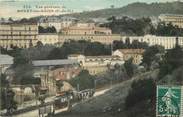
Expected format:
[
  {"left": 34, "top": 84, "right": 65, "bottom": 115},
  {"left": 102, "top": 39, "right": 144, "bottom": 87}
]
[
  {"left": 68, "top": 54, "right": 124, "bottom": 75},
  {"left": 121, "top": 35, "right": 183, "bottom": 49},
  {"left": 159, "top": 14, "right": 183, "bottom": 28},
  {"left": 38, "top": 16, "right": 78, "bottom": 32},
  {"left": 0, "top": 23, "right": 38, "bottom": 48},
  {"left": 113, "top": 49, "right": 145, "bottom": 65}
]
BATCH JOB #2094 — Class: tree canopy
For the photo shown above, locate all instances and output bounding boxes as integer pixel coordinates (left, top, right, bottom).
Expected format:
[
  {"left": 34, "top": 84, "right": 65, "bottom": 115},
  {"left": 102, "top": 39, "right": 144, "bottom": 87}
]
[
  {"left": 38, "top": 26, "right": 57, "bottom": 33},
  {"left": 101, "top": 16, "right": 155, "bottom": 36},
  {"left": 159, "top": 45, "right": 183, "bottom": 80},
  {"left": 69, "top": 70, "right": 95, "bottom": 91},
  {"left": 142, "top": 45, "right": 165, "bottom": 69}
]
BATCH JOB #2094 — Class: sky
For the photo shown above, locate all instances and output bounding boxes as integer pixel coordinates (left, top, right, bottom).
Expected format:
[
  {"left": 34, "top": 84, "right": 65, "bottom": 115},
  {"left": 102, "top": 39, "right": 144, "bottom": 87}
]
[{"left": 0, "top": 0, "right": 179, "bottom": 19}]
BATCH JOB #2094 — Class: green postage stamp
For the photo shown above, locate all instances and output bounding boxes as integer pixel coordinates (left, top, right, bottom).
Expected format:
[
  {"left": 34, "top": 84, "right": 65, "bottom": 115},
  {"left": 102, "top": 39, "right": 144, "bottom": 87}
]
[{"left": 157, "top": 85, "right": 182, "bottom": 117}]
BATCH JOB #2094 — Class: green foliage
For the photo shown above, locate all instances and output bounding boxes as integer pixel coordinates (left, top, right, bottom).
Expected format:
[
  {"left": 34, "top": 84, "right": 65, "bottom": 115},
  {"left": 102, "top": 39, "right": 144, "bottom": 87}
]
[
  {"left": 36, "top": 41, "right": 43, "bottom": 48},
  {"left": 113, "top": 39, "right": 148, "bottom": 50},
  {"left": 20, "top": 78, "right": 41, "bottom": 85},
  {"left": 125, "top": 79, "right": 156, "bottom": 109},
  {"left": 155, "top": 22, "right": 183, "bottom": 36},
  {"left": 142, "top": 45, "right": 165, "bottom": 69},
  {"left": 159, "top": 46, "right": 183, "bottom": 80},
  {"left": 69, "top": 70, "right": 95, "bottom": 91},
  {"left": 47, "top": 40, "right": 111, "bottom": 59},
  {"left": 56, "top": 80, "right": 64, "bottom": 91},
  {"left": 84, "top": 41, "right": 111, "bottom": 56},
  {"left": 124, "top": 58, "right": 135, "bottom": 78},
  {"left": 13, "top": 54, "right": 30, "bottom": 67},
  {"left": 1, "top": 89, "right": 17, "bottom": 111},
  {"left": 0, "top": 47, "right": 23, "bottom": 58},
  {"left": 22, "top": 44, "right": 55, "bottom": 60},
  {"left": 101, "top": 17, "right": 154, "bottom": 36},
  {"left": 0, "top": 74, "right": 9, "bottom": 87},
  {"left": 38, "top": 26, "right": 57, "bottom": 33},
  {"left": 96, "top": 64, "right": 128, "bottom": 88}
]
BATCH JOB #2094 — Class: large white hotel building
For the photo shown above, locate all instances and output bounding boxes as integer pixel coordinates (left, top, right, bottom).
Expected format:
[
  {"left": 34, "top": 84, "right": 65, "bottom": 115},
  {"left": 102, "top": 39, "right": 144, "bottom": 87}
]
[
  {"left": 0, "top": 17, "right": 183, "bottom": 49},
  {"left": 159, "top": 14, "right": 183, "bottom": 28}
]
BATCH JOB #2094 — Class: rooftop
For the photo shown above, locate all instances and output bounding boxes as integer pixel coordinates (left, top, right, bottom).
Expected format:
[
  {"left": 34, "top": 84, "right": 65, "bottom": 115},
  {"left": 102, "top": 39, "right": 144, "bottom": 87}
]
[
  {"left": 32, "top": 59, "right": 78, "bottom": 67},
  {"left": 159, "top": 14, "right": 183, "bottom": 18},
  {"left": 0, "top": 54, "right": 14, "bottom": 65},
  {"left": 116, "top": 49, "right": 145, "bottom": 54}
]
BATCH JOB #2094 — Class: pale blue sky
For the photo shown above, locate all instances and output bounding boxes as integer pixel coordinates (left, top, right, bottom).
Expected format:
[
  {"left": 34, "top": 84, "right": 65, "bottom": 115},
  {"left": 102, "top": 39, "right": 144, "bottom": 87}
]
[{"left": 0, "top": 0, "right": 178, "bottom": 18}]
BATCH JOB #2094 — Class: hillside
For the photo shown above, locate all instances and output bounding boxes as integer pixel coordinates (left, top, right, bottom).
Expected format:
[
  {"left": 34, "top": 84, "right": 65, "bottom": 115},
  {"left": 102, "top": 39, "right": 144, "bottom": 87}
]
[
  {"left": 55, "top": 69, "right": 159, "bottom": 117},
  {"left": 63, "top": 1, "right": 183, "bottom": 19}
]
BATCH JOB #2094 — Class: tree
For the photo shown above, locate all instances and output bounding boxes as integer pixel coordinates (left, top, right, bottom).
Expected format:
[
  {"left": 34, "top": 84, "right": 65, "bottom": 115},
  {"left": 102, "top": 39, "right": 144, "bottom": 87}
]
[
  {"left": 47, "top": 40, "right": 111, "bottom": 59},
  {"left": 159, "top": 45, "right": 183, "bottom": 80},
  {"left": 0, "top": 74, "right": 17, "bottom": 113},
  {"left": 38, "top": 26, "right": 57, "bottom": 33},
  {"left": 101, "top": 16, "right": 154, "bottom": 36},
  {"left": 11, "top": 49, "right": 35, "bottom": 84},
  {"left": 124, "top": 58, "right": 135, "bottom": 78},
  {"left": 142, "top": 45, "right": 164, "bottom": 70},
  {"left": 125, "top": 79, "right": 156, "bottom": 109},
  {"left": 56, "top": 80, "right": 64, "bottom": 92},
  {"left": 0, "top": 74, "right": 9, "bottom": 87},
  {"left": 69, "top": 70, "right": 95, "bottom": 91},
  {"left": 8, "top": 17, "right": 13, "bottom": 22},
  {"left": 36, "top": 41, "right": 43, "bottom": 48},
  {"left": 156, "top": 22, "right": 183, "bottom": 36}
]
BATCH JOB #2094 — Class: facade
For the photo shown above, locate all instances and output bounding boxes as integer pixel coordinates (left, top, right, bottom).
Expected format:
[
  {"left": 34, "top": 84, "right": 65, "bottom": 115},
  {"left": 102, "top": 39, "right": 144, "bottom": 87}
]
[
  {"left": 0, "top": 23, "right": 38, "bottom": 48},
  {"left": 38, "top": 33, "right": 59, "bottom": 45},
  {"left": 1, "top": 22, "right": 183, "bottom": 49},
  {"left": 38, "top": 16, "right": 77, "bottom": 32},
  {"left": 32, "top": 59, "right": 79, "bottom": 95},
  {"left": 68, "top": 54, "right": 124, "bottom": 75},
  {"left": 61, "top": 22, "right": 112, "bottom": 35},
  {"left": 121, "top": 35, "right": 183, "bottom": 49},
  {"left": 38, "top": 33, "right": 121, "bottom": 45},
  {"left": 0, "top": 54, "right": 13, "bottom": 74},
  {"left": 38, "top": 34, "right": 183, "bottom": 49},
  {"left": 113, "top": 49, "right": 145, "bottom": 65},
  {"left": 159, "top": 14, "right": 183, "bottom": 28},
  {"left": 50, "top": 67, "right": 81, "bottom": 81}
]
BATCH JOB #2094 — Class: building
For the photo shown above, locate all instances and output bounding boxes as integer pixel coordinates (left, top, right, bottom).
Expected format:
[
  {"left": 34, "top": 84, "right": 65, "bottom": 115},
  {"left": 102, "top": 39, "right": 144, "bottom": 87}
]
[
  {"left": 159, "top": 14, "right": 183, "bottom": 28},
  {"left": 1, "top": 22, "right": 183, "bottom": 50},
  {"left": 61, "top": 22, "right": 112, "bottom": 35},
  {"left": 0, "top": 23, "right": 38, "bottom": 48},
  {"left": 38, "top": 16, "right": 78, "bottom": 32},
  {"left": 32, "top": 59, "right": 79, "bottom": 95},
  {"left": 0, "top": 54, "right": 13, "bottom": 74},
  {"left": 121, "top": 35, "right": 183, "bottom": 49},
  {"left": 68, "top": 54, "right": 124, "bottom": 75},
  {"left": 113, "top": 49, "right": 145, "bottom": 65},
  {"left": 38, "top": 34, "right": 183, "bottom": 49},
  {"left": 38, "top": 33, "right": 59, "bottom": 45},
  {"left": 50, "top": 67, "right": 81, "bottom": 81},
  {"left": 38, "top": 33, "right": 121, "bottom": 45}
]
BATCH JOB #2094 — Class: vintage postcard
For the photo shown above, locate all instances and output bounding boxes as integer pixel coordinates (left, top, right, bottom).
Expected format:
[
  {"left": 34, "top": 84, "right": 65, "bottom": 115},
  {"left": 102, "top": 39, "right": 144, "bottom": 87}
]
[{"left": 0, "top": 0, "right": 183, "bottom": 117}]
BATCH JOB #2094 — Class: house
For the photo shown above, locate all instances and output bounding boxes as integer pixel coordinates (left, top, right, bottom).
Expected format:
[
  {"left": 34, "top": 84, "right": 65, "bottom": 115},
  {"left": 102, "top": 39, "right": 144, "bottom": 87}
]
[
  {"left": 113, "top": 49, "right": 145, "bottom": 65},
  {"left": 32, "top": 59, "right": 79, "bottom": 95},
  {"left": 68, "top": 54, "right": 124, "bottom": 75}
]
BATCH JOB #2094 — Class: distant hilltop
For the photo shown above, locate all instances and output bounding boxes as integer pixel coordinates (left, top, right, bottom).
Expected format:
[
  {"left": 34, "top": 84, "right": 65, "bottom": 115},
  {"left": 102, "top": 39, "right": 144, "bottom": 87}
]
[{"left": 63, "top": 1, "right": 183, "bottom": 19}]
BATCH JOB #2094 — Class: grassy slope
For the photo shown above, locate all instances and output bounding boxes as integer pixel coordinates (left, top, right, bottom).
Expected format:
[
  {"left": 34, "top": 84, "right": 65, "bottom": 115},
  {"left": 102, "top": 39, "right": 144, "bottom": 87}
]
[{"left": 70, "top": 69, "right": 159, "bottom": 113}]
